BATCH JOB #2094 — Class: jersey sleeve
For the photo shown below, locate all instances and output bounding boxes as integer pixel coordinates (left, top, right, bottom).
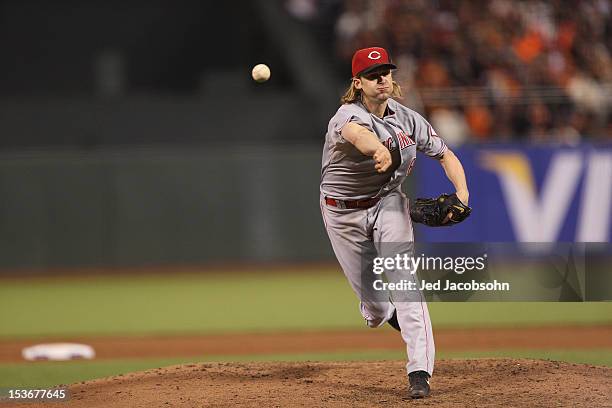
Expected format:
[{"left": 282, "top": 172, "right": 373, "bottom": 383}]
[
  {"left": 414, "top": 113, "right": 447, "bottom": 158},
  {"left": 328, "top": 104, "right": 374, "bottom": 144}
]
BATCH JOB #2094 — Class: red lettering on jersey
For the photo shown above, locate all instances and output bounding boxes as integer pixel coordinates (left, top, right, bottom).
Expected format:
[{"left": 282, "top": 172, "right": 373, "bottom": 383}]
[
  {"left": 382, "top": 136, "right": 394, "bottom": 151},
  {"left": 397, "top": 131, "right": 415, "bottom": 150}
]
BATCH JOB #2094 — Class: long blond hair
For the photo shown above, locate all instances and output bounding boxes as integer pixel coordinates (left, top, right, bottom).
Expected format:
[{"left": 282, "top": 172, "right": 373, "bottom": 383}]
[{"left": 340, "top": 79, "right": 403, "bottom": 104}]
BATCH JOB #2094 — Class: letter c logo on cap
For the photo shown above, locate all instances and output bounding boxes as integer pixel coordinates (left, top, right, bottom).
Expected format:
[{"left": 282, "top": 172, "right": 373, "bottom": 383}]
[{"left": 368, "top": 51, "right": 381, "bottom": 60}]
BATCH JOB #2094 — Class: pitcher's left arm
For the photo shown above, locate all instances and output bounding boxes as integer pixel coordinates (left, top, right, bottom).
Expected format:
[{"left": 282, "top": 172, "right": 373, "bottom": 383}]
[{"left": 439, "top": 149, "right": 469, "bottom": 205}]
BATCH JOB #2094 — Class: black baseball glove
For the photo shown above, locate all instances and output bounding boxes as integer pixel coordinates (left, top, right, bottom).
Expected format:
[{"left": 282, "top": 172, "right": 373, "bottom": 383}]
[{"left": 410, "top": 193, "right": 472, "bottom": 227}]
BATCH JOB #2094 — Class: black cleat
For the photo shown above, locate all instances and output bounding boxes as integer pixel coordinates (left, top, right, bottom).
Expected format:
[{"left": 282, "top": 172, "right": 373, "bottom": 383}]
[
  {"left": 408, "top": 370, "right": 431, "bottom": 399},
  {"left": 387, "top": 310, "right": 401, "bottom": 331}
]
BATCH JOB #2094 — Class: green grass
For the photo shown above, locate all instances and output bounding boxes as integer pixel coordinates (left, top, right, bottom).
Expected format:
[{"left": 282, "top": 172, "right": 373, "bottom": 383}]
[
  {"left": 429, "top": 302, "right": 612, "bottom": 327},
  {"left": 1, "top": 270, "right": 611, "bottom": 338},
  {"left": 1, "top": 349, "right": 610, "bottom": 388}
]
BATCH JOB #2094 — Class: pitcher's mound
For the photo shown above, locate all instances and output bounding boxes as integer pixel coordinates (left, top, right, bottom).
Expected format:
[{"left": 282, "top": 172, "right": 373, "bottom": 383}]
[{"left": 26, "top": 359, "right": 612, "bottom": 407}]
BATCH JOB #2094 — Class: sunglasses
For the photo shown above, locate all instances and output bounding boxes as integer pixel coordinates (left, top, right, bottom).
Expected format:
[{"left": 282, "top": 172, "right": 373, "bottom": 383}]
[{"left": 362, "top": 69, "right": 391, "bottom": 81}]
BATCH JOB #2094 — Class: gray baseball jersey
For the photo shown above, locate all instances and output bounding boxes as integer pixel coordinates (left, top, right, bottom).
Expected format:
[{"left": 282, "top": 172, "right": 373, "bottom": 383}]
[
  {"left": 321, "top": 98, "right": 447, "bottom": 200},
  {"left": 320, "top": 98, "right": 446, "bottom": 377}
]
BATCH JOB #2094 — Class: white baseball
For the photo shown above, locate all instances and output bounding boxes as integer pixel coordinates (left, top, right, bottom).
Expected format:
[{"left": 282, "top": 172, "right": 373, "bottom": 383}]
[{"left": 251, "top": 64, "right": 271, "bottom": 83}]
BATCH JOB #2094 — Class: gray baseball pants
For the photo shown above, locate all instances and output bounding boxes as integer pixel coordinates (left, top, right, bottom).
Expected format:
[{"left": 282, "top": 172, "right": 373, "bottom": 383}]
[{"left": 320, "top": 189, "right": 435, "bottom": 376}]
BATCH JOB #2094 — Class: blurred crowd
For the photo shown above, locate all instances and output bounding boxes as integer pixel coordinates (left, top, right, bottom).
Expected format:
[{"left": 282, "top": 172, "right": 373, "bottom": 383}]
[{"left": 287, "top": 0, "right": 612, "bottom": 144}]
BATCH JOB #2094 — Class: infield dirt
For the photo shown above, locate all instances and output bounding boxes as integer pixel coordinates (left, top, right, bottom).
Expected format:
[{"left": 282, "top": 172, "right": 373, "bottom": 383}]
[
  {"left": 3, "top": 326, "right": 611, "bottom": 407},
  {"left": 8, "top": 359, "right": 612, "bottom": 407},
  {"left": 2, "top": 325, "right": 610, "bottom": 362}
]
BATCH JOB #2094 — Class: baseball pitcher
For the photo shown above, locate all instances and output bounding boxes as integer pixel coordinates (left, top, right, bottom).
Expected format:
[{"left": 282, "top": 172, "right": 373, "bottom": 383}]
[{"left": 320, "top": 47, "right": 471, "bottom": 399}]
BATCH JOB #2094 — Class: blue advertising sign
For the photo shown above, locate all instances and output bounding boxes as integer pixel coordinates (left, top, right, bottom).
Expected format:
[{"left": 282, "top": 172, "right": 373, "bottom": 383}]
[{"left": 414, "top": 144, "right": 612, "bottom": 243}]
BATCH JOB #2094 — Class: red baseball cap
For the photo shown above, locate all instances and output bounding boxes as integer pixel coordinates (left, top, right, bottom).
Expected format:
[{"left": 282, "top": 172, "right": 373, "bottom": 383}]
[{"left": 351, "top": 47, "right": 397, "bottom": 77}]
